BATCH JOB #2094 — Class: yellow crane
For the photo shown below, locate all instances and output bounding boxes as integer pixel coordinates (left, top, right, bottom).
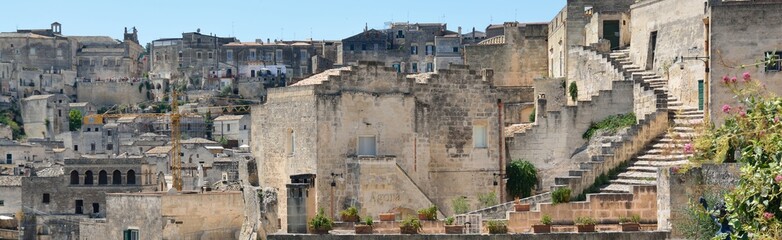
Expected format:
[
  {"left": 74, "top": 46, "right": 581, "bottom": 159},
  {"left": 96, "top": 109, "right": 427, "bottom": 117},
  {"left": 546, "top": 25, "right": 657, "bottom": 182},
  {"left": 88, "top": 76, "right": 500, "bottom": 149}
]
[{"left": 84, "top": 88, "right": 253, "bottom": 191}]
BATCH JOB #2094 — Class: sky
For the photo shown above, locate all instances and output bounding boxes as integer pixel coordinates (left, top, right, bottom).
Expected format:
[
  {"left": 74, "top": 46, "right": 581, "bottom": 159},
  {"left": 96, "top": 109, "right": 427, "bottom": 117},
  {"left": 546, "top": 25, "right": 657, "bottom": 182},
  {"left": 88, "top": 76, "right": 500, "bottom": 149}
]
[{"left": 0, "top": 0, "right": 565, "bottom": 45}]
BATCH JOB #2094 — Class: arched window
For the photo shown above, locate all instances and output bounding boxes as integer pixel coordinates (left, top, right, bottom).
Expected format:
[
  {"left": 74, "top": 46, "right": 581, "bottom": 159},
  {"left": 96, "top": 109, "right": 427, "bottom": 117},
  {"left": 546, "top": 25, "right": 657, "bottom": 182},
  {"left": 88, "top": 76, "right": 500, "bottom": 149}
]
[
  {"left": 84, "top": 171, "right": 93, "bottom": 185},
  {"left": 112, "top": 170, "right": 122, "bottom": 185},
  {"left": 98, "top": 170, "right": 108, "bottom": 185},
  {"left": 70, "top": 171, "right": 79, "bottom": 185},
  {"left": 127, "top": 170, "right": 136, "bottom": 185}
]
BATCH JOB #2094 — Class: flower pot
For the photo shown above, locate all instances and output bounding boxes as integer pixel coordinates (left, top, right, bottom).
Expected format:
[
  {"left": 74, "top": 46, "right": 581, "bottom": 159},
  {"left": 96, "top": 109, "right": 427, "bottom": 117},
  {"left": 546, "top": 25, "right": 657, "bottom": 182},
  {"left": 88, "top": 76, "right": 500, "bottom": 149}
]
[
  {"left": 355, "top": 225, "right": 373, "bottom": 234},
  {"left": 418, "top": 213, "right": 430, "bottom": 221},
  {"left": 620, "top": 223, "right": 640, "bottom": 232},
  {"left": 308, "top": 228, "right": 330, "bottom": 234},
  {"left": 379, "top": 213, "right": 396, "bottom": 221},
  {"left": 341, "top": 215, "right": 359, "bottom": 222},
  {"left": 514, "top": 203, "right": 531, "bottom": 212},
  {"left": 576, "top": 224, "right": 595, "bottom": 233},
  {"left": 532, "top": 224, "right": 551, "bottom": 233},
  {"left": 444, "top": 225, "right": 465, "bottom": 234},
  {"left": 400, "top": 226, "right": 419, "bottom": 234},
  {"left": 488, "top": 225, "right": 508, "bottom": 234}
]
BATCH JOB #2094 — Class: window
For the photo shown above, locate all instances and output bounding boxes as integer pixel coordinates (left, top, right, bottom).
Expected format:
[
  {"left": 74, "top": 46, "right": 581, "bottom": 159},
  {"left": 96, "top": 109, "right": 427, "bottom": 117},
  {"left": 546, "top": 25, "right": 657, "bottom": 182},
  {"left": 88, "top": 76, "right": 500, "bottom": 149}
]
[
  {"left": 243, "top": 125, "right": 247, "bottom": 130},
  {"left": 196, "top": 52, "right": 202, "bottom": 59},
  {"left": 127, "top": 170, "right": 136, "bottom": 185},
  {"left": 425, "top": 45, "right": 435, "bottom": 55},
  {"left": 103, "top": 58, "right": 108, "bottom": 66},
  {"left": 98, "top": 170, "right": 108, "bottom": 185},
  {"left": 426, "top": 63, "right": 434, "bottom": 73},
  {"left": 300, "top": 66, "right": 308, "bottom": 77},
  {"left": 107, "top": 130, "right": 112, "bottom": 136},
  {"left": 116, "top": 58, "right": 121, "bottom": 66},
  {"left": 453, "top": 47, "right": 459, "bottom": 53},
  {"left": 349, "top": 44, "right": 355, "bottom": 51},
  {"left": 249, "top": 50, "right": 256, "bottom": 60},
  {"left": 765, "top": 51, "right": 782, "bottom": 72},
  {"left": 358, "top": 136, "right": 377, "bottom": 156},
  {"left": 58, "top": 109, "right": 62, "bottom": 117},
  {"left": 361, "top": 44, "right": 367, "bottom": 51},
  {"left": 473, "top": 125, "right": 488, "bottom": 148},
  {"left": 75, "top": 200, "right": 83, "bottom": 214},
  {"left": 84, "top": 171, "right": 94, "bottom": 185},
  {"left": 92, "top": 203, "right": 100, "bottom": 213},
  {"left": 5, "top": 154, "right": 10, "bottom": 164},
  {"left": 74, "top": 145, "right": 79, "bottom": 151},
  {"left": 178, "top": 51, "right": 183, "bottom": 59},
  {"left": 392, "top": 63, "right": 401, "bottom": 73},
  {"left": 113, "top": 170, "right": 122, "bottom": 184},
  {"left": 287, "top": 130, "right": 295, "bottom": 155},
  {"left": 276, "top": 49, "right": 284, "bottom": 63},
  {"left": 0, "top": 200, "right": 4, "bottom": 206},
  {"left": 411, "top": 63, "right": 418, "bottom": 73},
  {"left": 91, "top": 143, "right": 96, "bottom": 151},
  {"left": 29, "top": 47, "right": 36, "bottom": 56},
  {"left": 56, "top": 49, "right": 63, "bottom": 57},
  {"left": 396, "top": 30, "right": 405, "bottom": 38},
  {"left": 300, "top": 49, "right": 309, "bottom": 63},
  {"left": 107, "top": 144, "right": 113, "bottom": 150},
  {"left": 227, "top": 124, "right": 231, "bottom": 131},
  {"left": 410, "top": 45, "right": 418, "bottom": 55},
  {"left": 123, "top": 229, "right": 139, "bottom": 240},
  {"left": 43, "top": 193, "right": 50, "bottom": 204},
  {"left": 226, "top": 50, "right": 233, "bottom": 61},
  {"left": 70, "top": 171, "right": 79, "bottom": 185},
  {"left": 208, "top": 51, "right": 213, "bottom": 59}
]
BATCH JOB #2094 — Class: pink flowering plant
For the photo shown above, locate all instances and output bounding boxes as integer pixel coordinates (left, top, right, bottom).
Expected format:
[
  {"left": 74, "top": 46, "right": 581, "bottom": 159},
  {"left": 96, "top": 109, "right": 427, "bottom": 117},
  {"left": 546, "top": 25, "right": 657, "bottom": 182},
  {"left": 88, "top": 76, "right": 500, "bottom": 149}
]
[{"left": 690, "top": 69, "right": 782, "bottom": 238}]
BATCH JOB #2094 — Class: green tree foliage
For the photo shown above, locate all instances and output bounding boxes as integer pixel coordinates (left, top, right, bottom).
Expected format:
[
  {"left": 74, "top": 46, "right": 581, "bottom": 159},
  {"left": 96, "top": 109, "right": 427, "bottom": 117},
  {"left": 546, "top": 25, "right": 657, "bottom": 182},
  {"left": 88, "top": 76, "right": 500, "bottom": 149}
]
[
  {"left": 0, "top": 111, "right": 24, "bottom": 139},
  {"left": 689, "top": 72, "right": 782, "bottom": 239},
  {"left": 582, "top": 113, "right": 637, "bottom": 139},
  {"left": 478, "top": 192, "right": 499, "bottom": 208},
  {"left": 506, "top": 160, "right": 538, "bottom": 199},
  {"left": 552, "top": 187, "right": 571, "bottom": 204},
  {"left": 68, "top": 109, "right": 82, "bottom": 131},
  {"left": 451, "top": 197, "right": 469, "bottom": 215},
  {"left": 569, "top": 81, "right": 578, "bottom": 102}
]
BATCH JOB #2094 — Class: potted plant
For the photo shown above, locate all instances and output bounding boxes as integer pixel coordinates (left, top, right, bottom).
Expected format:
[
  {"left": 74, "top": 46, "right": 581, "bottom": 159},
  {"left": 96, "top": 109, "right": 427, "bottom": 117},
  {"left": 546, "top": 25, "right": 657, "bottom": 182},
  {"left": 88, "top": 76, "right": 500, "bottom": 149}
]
[
  {"left": 355, "top": 216, "right": 373, "bottom": 234},
  {"left": 532, "top": 214, "right": 552, "bottom": 233},
  {"left": 574, "top": 216, "right": 597, "bottom": 233},
  {"left": 379, "top": 212, "right": 396, "bottom": 221},
  {"left": 486, "top": 220, "right": 508, "bottom": 234},
  {"left": 619, "top": 214, "right": 641, "bottom": 232},
  {"left": 514, "top": 197, "right": 530, "bottom": 212},
  {"left": 308, "top": 208, "right": 333, "bottom": 234},
  {"left": 443, "top": 216, "right": 464, "bottom": 234},
  {"left": 400, "top": 217, "right": 422, "bottom": 234},
  {"left": 340, "top": 206, "right": 359, "bottom": 222},
  {"left": 417, "top": 205, "right": 437, "bottom": 221}
]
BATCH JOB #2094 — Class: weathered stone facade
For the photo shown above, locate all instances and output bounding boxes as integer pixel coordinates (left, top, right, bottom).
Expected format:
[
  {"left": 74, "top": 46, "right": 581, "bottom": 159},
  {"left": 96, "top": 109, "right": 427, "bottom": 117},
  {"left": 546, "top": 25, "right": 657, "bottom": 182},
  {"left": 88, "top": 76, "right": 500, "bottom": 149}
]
[
  {"left": 465, "top": 22, "right": 548, "bottom": 87},
  {"left": 20, "top": 94, "right": 70, "bottom": 139},
  {"left": 252, "top": 62, "right": 534, "bottom": 229}
]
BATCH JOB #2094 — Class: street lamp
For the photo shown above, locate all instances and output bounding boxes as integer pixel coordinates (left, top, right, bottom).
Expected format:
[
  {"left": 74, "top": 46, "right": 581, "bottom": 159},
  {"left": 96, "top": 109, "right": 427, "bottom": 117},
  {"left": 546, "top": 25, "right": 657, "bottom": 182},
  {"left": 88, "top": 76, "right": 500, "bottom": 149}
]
[
  {"left": 675, "top": 55, "right": 710, "bottom": 71},
  {"left": 330, "top": 172, "right": 343, "bottom": 217}
]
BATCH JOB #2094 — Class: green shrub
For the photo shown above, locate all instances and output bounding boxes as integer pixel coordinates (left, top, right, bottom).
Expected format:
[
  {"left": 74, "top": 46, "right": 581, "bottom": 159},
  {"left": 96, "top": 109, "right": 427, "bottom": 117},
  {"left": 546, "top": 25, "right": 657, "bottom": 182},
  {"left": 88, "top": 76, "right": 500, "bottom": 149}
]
[
  {"left": 582, "top": 113, "right": 637, "bottom": 139},
  {"left": 529, "top": 108, "right": 536, "bottom": 122},
  {"left": 400, "top": 217, "right": 422, "bottom": 231},
  {"left": 340, "top": 206, "right": 359, "bottom": 218},
  {"left": 675, "top": 195, "right": 721, "bottom": 240},
  {"left": 478, "top": 192, "right": 498, "bottom": 208},
  {"left": 451, "top": 197, "right": 469, "bottom": 215},
  {"left": 309, "top": 208, "right": 333, "bottom": 231},
  {"left": 363, "top": 216, "right": 373, "bottom": 226},
  {"left": 574, "top": 216, "right": 596, "bottom": 225},
  {"left": 569, "top": 81, "right": 578, "bottom": 102},
  {"left": 552, "top": 187, "right": 571, "bottom": 204},
  {"left": 68, "top": 109, "right": 82, "bottom": 131},
  {"left": 619, "top": 214, "right": 640, "bottom": 224},
  {"left": 417, "top": 205, "right": 437, "bottom": 220},
  {"left": 541, "top": 215, "right": 553, "bottom": 225},
  {"left": 444, "top": 216, "right": 455, "bottom": 225},
  {"left": 486, "top": 220, "right": 508, "bottom": 234},
  {"left": 507, "top": 160, "right": 538, "bottom": 199}
]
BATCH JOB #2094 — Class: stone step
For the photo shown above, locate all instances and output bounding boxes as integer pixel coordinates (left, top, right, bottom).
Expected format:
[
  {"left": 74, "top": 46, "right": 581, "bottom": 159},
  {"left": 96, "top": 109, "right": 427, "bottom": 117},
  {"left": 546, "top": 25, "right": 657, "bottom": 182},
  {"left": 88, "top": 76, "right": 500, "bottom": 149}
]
[
  {"left": 627, "top": 166, "right": 660, "bottom": 173},
  {"left": 636, "top": 154, "right": 692, "bottom": 161},
  {"left": 673, "top": 119, "right": 705, "bottom": 126},
  {"left": 601, "top": 184, "right": 633, "bottom": 194},
  {"left": 617, "top": 171, "right": 657, "bottom": 180},
  {"left": 610, "top": 178, "right": 656, "bottom": 186},
  {"left": 634, "top": 159, "right": 689, "bottom": 167}
]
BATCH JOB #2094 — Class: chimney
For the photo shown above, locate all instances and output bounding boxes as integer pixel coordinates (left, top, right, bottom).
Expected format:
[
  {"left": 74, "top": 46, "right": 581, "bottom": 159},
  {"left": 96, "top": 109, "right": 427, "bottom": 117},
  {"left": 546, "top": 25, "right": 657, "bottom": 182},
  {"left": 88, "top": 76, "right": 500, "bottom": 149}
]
[
  {"left": 472, "top": 27, "right": 476, "bottom": 39},
  {"left": 458, "top": 26, "right": 462, "bottom": 35},
  {"left": 364, "top": 23, "right": 368, "bottom": 32}
]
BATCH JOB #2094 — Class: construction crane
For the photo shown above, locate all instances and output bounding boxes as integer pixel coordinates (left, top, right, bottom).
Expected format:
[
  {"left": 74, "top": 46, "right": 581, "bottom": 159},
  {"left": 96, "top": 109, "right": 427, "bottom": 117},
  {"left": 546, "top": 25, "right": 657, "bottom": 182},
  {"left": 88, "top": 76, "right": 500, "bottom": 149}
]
[{"left": 84, "top": 87, "right": 253, "bottom": 191}]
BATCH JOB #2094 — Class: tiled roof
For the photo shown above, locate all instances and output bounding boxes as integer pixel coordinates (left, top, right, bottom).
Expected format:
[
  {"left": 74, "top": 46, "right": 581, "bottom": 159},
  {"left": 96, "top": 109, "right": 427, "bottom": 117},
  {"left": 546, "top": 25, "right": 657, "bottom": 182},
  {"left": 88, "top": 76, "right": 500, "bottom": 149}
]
[
  {"left": 146, "top": 146, "right": 173, "bottom": 155},
  {"left": 0, "top": 176, "right": 22, "bottom": 186},
  {"left": 36, "top": 165, "right": 64, "bottom": 177},
  {"left": 23, "top": 94, "right": 54, "bottom": 101},
  {"left": 0, "top": 32, "right": 52, "bottom": 39},
  {"left": 181, "top": 138, "right": 218, "bottom": 144},
  {"left": 478, "top": 35, "right": 506, "bottom": 45},
  {"left": 214, "top": 115, "right": 246, "bottom": 121},
  {"left": 291, "top": 67, "right": 351, "bottom": 86}
]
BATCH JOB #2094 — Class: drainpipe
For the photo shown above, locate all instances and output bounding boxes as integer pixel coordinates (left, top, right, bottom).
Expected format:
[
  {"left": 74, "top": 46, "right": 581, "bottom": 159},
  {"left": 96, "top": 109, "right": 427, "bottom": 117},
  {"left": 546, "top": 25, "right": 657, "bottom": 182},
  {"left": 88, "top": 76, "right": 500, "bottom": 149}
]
[{"left": 497, "top": 99, "right": 504, "bottom": 202}]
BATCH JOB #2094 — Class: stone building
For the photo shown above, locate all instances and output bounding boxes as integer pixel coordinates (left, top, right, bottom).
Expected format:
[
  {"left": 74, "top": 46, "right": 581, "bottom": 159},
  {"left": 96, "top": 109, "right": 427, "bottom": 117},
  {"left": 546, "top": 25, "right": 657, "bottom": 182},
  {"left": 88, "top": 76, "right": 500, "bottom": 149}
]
[
  {"left": 465, "top": 22, "right": 549, "bottom": 87},
  {"left": 79, "top": 191, "right": 244, "bottom": 240},
  {"left": 222, "top": 40, "right": 330, "bottom": 83},
  {"left": 251, "top": 62, "right": 534, "bottom": 228},
  {"left": 20, "top": 157, "right": 158, "bottom": 239},
  {"left": 67, "top": 102, "right": 96, "bottom": 117},
  {"left": 0, "top": 176, "right": 21, "bottom": 217},
  {"left": 341, "top": 23, "right": 462, "bottom": 73},
  {"left": 213, "top": 114, "right": 251, "bottom": 146},
  {"left": 149, "top": 31, "right": 237, "bottom": 82},
  {"left": 0, "top": 23, "right": 75, "bottom": 73},
  {"left": 548, "top": 0, "right": 635, "bottom": 78},
  {"left": 73, "top": 27, "right": 146, "bottom": 80},
  {"left": 20, "top": 94, "right": 70, "bottom": 139}
]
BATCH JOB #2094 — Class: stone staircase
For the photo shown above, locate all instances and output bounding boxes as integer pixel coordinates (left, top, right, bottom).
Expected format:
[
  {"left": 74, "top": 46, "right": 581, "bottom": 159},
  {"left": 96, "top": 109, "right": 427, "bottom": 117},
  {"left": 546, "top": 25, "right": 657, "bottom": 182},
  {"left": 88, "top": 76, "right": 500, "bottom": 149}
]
[{"left": 598, "top": 49, "right": 705, "bottom": 194}]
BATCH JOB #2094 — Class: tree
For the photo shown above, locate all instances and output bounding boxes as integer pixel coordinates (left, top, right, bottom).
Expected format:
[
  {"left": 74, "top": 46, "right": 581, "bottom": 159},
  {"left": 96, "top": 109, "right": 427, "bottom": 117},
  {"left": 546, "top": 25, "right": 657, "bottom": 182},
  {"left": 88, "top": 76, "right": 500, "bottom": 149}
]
[
  {"left": 568, "top": 81, "right": 578, "bottom": 102},
  {"left": 506, "top": 160, "right": 538, "bottom": 199},
  {"left": 68, "top": 110, "right": 82, "bottom": 131}
]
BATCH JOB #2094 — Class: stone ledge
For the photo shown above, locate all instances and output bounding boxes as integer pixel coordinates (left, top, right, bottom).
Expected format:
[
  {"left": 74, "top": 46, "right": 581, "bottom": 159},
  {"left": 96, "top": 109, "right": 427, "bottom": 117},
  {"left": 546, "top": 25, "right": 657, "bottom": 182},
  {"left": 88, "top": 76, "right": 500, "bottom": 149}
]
[{"left": 269, "top": 231, "right": 671, "bottom": 240}]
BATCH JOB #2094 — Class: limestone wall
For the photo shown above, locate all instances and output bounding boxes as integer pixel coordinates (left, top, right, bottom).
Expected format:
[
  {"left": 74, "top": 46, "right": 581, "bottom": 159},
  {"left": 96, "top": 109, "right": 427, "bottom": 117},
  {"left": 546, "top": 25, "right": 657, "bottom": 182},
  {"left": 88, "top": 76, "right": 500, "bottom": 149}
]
[
  {"left": 709, "top": 1, "right": 782, "bottom": 124},
  {"left": 629, "top": 0, "right": 707, "bottom": 108},
  {"left": 656, "top": 164, "right": 740, "bottom": 237},
  {"left": 464, "top": 23, "right": 548, "bottom": 87},
  {"left": 76, "top": 81, "right": 147, "bottom": 107},
  {"left": 269, "top": 231, "right": 670, "bottom": 240},
  {"left": 567, "top": 47, "right": 624, "bottom": 102},
  {"left": 508, "top": 186, "right": 658, "bottom": 233}
]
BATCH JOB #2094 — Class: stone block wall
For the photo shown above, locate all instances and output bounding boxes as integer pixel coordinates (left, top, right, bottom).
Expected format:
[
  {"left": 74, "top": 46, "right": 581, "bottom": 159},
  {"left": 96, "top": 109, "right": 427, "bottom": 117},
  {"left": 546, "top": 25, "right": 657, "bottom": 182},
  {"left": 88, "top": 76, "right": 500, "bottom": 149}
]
[
  {"left": 76, "top": 81, "right": 147, "bottom": 107},
  {"left": 567, "top": 47, "right": 624, "bottom": 103},
  {"left": 508, "top": 185, "right": 658, "bottom": 233}
]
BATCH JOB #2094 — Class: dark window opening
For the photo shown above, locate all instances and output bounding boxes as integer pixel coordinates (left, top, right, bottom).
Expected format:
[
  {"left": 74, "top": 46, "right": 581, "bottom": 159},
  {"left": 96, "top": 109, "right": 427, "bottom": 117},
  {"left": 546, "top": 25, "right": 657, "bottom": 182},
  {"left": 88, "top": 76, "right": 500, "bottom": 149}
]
[
  {"left": 43, "top": 193, "right": 50, "bottom": 203},
  {"left": 127, "top": 170, "right": 136, "bottom": 185},
  {"left": 92, "top": 203, "right": 100, "bottom": 213},
  {"left": 112, "top": 170, "right": 122, "bottom": 184},
  {"left": 75, "top": 200, "right": 83, "bottom": 214},
  {"left": 84, "top": 171, "right": 94, "bottom": 185},
  {"left": 70, "top": 171, "right": 79, "bottom": 185},
  {"left": 99, "top": 170, "right": 108, "bottom": 185}
]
